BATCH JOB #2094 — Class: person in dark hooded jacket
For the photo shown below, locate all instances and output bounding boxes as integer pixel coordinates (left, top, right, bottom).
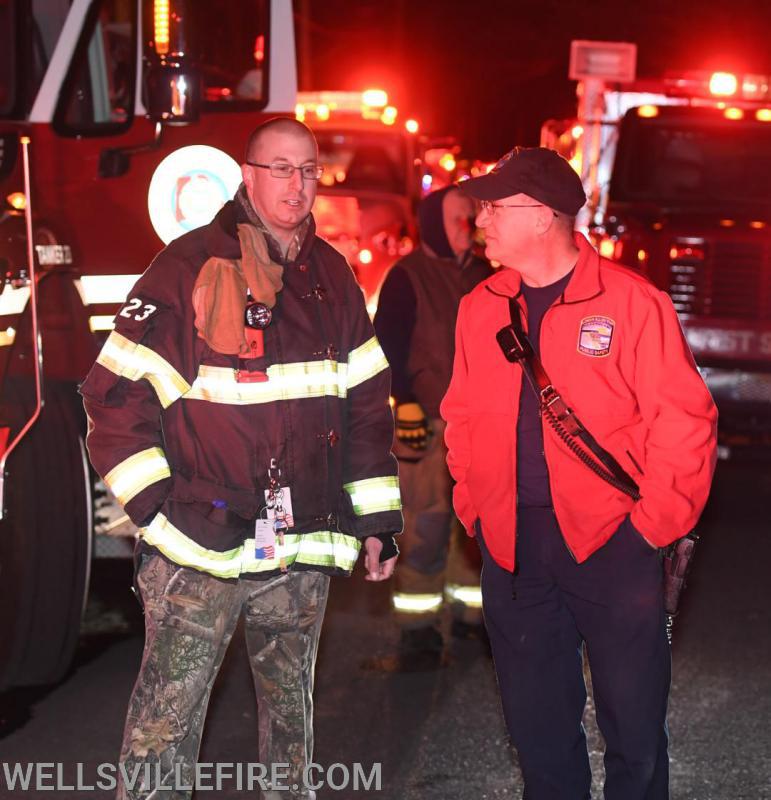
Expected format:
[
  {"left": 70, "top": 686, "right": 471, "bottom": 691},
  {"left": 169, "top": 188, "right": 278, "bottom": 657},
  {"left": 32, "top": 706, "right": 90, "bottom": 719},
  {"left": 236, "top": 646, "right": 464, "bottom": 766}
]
[{"left": 372, "top": 185, "right": 492, "bottom": 670}]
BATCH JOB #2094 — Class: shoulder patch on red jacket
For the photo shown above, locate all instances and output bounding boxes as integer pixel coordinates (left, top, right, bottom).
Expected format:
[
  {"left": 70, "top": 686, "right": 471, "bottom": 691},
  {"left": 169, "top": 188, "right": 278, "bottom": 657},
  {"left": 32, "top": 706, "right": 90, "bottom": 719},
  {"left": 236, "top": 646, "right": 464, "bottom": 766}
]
[{"left": 577, "top": 315, "right": 614, "bottom": 357}]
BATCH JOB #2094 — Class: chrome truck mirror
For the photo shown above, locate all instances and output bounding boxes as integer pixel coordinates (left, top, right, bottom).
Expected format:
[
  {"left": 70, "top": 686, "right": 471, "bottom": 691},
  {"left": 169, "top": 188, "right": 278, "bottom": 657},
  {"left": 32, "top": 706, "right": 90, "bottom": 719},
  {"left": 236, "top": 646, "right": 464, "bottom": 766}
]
[{"left": 145, "top": 58, "right": 201, "bottom": 125}]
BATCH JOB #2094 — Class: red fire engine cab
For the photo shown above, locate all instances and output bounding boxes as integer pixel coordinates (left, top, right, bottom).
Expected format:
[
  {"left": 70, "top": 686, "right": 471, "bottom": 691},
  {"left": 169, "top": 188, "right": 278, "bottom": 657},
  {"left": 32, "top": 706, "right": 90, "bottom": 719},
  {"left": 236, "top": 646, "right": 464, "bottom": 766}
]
[
  {"left": 0, "top": 0, "right": 297, "bottom": 690},
  {"left": 296, "top": 90, "right": 461, "bottom": 308},
  {"left": 542, "top": 41, "right": 771, "bottom": 456}
]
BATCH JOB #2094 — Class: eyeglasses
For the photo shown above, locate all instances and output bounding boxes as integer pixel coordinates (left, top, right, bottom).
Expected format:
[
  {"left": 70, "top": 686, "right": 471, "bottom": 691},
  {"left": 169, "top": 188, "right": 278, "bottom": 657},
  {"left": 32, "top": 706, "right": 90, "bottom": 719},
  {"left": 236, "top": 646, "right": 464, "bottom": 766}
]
[
  {"left": 247, "top": 161, "right": 324, "bottom": 181},
  {"left": 479, "top": 200, "right": 558, "bottom": 219},
  {"left": 480, "top": 200, "right": 546, "bottom": 215}
]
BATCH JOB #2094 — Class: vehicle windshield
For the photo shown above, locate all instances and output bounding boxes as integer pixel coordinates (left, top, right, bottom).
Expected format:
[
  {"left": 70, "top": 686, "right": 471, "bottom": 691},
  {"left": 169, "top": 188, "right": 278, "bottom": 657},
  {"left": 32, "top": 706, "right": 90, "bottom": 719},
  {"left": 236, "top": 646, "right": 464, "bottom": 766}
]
[
  {"left": 610, "top": 110, "right": 771, "bottom": 211},
  {"left": 0, "top": 0, "right": 71, "bottom": 120},
  {"left": 147, "top": 0, "right": 270, "bottom": 108},
  {"left": 315, "top": 130, "right": 408, "bottom": 195}
]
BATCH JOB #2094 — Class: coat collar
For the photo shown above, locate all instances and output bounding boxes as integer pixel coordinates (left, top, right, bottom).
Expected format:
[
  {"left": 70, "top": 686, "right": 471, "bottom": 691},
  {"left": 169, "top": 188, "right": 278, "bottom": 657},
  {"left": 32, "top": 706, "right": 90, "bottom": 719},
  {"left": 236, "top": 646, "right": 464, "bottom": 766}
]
[
  {"left": 203, "top": 200, "right": 317, "bottom": 266},
  {"left": 484, "top": 232, "right": 603, "bottom": 304}
]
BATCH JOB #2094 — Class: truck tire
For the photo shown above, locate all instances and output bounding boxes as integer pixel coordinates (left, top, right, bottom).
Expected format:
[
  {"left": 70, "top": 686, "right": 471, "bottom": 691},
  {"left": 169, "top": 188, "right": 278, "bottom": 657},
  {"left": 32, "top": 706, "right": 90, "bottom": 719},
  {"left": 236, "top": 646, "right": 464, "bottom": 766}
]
[{"left": 0, "top": 380, "right": 92, "bottom": 690}]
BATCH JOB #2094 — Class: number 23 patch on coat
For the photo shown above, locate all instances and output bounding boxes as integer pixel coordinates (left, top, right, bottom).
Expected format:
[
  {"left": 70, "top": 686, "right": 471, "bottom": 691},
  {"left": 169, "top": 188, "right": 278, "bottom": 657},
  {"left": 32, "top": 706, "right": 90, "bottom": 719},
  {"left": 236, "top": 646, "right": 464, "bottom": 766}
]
[{"left": 577, "top": 315, "right": 615, "bottom": 357}]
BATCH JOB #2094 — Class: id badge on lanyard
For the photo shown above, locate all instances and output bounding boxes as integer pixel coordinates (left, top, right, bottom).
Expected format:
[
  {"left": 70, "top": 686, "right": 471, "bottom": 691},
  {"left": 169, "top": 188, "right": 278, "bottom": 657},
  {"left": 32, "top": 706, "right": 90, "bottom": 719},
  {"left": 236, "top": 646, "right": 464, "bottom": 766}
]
[{"left": 255, "top": 458, "right": 294, "bottom": 571}]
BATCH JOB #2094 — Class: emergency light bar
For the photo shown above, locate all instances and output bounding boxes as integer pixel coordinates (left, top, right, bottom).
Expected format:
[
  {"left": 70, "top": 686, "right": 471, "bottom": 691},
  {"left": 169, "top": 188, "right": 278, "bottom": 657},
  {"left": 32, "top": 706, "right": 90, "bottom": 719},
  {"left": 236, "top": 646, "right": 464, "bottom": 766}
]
[
  {"left": 664, "top": 70, "right": 771, "bottom": 103},
  {"left": 296, "top": 90, "right": 419, "bottom": 131},
  {"left": 296, "top": 90, "right": 389, "bottom": 115}
]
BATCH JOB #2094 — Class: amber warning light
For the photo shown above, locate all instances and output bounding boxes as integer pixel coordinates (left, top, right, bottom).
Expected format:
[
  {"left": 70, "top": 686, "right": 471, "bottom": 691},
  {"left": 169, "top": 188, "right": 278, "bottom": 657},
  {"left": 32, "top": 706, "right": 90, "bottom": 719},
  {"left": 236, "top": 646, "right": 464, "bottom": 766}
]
[{"left": 153, "top": 0, "right": 170, "bottom": 55}]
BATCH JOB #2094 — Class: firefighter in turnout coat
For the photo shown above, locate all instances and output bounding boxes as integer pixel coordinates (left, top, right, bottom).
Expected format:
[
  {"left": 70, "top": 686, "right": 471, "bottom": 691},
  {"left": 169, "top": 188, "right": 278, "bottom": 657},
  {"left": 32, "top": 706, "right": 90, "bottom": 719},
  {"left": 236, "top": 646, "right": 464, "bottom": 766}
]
[{"left": 81, "top": 119, "right": 401, "bottom": 799}]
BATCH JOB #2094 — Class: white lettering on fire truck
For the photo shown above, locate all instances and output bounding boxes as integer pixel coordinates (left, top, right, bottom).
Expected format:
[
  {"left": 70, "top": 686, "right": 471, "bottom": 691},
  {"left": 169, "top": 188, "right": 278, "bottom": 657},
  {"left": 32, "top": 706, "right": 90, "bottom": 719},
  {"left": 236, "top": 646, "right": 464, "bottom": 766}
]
[
  {"left": 35, "top": 244, "right": 72, "bottom": 265},
  {"left": 686, "top": 328, "right": 762, "bottom": 357}
]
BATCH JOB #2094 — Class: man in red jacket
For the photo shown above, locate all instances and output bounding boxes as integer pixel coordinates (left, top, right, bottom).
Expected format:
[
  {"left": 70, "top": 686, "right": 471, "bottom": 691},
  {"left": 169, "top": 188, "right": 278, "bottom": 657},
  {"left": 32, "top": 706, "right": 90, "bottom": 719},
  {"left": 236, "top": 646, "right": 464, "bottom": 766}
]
[{"left": 441, "top": 147, "right": 717, "bottom": 800}]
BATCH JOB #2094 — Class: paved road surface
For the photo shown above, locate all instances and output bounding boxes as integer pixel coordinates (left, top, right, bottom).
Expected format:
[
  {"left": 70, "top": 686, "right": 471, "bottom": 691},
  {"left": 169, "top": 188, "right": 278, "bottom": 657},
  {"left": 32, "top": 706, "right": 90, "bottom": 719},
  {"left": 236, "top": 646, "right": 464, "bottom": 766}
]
[{"left": 1, "top": 460, "right": 769, "bottom": 799}]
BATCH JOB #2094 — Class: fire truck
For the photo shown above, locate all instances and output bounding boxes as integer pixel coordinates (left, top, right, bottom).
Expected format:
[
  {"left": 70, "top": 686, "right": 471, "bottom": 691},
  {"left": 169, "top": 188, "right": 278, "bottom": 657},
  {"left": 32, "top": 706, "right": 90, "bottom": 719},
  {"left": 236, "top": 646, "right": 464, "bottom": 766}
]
[
  {"left": 0, "top": 0, "right": 297, "bottom": 690},
  {"left": 295, "top": 89, "right": 461, "bottom": 307},
  {"left": 542, "top": 41, "right": 771, "bottom": 454}
]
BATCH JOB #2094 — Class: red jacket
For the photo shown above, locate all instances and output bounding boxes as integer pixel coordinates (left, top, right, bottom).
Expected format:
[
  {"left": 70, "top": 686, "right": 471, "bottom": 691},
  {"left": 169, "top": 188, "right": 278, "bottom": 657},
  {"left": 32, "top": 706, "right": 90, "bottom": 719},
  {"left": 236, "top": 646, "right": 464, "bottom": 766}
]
[{"left": 440, "top": 234, "right": 717, "bottom": 571}]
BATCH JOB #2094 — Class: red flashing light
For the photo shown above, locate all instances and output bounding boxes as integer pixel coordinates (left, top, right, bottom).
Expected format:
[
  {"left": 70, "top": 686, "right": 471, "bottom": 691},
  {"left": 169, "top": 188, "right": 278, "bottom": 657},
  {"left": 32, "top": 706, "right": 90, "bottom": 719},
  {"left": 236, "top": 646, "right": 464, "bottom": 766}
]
[
  {"left": 709, "top": 72, "right": 738, "bottom": 97},
  {"left": 254, "top": 35, "right": 265, "bottom": 65},
  {"left": 669, "top": 243, "right": 705, "bottom": 262}
]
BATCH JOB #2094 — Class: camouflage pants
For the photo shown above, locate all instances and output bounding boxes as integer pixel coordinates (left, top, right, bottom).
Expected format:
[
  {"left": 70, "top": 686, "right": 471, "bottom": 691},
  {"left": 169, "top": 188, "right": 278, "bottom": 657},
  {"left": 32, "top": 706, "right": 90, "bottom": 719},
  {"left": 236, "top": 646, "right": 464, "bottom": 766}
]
[{"left": 117, "top": 554, "right": 329, "bottom": 800}]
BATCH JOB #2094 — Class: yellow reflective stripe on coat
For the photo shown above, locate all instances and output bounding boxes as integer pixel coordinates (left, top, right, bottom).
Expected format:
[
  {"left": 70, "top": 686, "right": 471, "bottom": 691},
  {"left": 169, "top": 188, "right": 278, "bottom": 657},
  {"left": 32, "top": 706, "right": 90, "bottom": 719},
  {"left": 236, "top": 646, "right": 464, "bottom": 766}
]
[
  {"left": 347, "top": 337, "right": 389, "bottom": 389},
  {"left": 444, "top": 583, "right": 483, "bottom": 609},
  {"left": 393, "top": 592, "right": 443, "bottom": 613},
  {"left": 343, "top": 475, "right": 401, "bottom": 516},
  {"left": 104, "top": 447, "right": 170, "bottom": 506},
  {"left": 97, "top": 331, "right": 191, "bottom": 408},
  {"left": 185, "top": 361, "right": 348, "bottom": 405},
  {"left": 141, "top": 514, "right": 361, "bottom": 579}
]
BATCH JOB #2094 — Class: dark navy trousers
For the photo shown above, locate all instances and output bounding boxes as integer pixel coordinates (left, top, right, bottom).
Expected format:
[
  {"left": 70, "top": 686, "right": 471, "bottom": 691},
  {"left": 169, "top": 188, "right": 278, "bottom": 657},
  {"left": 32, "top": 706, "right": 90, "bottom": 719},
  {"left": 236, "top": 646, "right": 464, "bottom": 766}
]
[{"left": 478, "top": 509, "right": 671, "bottom": 800}]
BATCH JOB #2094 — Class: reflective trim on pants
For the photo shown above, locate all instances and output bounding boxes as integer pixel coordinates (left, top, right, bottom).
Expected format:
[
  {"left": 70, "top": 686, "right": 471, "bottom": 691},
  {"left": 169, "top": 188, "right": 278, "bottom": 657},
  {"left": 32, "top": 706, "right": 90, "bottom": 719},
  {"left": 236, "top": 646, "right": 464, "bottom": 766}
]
[
  {"left": 393, "top": 418, "right": 482, "bottom": 627},
  {"left": 444, "top": 583, "right": 483, "bottom": 609},
  {"left": 392, "top": 591, "right": 444, "bottom": 613}
]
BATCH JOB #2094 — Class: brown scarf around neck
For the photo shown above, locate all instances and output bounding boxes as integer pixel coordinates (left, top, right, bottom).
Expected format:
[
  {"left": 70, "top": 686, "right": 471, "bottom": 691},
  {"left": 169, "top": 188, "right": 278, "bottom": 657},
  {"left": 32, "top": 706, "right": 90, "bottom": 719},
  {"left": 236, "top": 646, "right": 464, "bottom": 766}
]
[{"left": 192, "top": 223, "right": 284, "bottom": 355}]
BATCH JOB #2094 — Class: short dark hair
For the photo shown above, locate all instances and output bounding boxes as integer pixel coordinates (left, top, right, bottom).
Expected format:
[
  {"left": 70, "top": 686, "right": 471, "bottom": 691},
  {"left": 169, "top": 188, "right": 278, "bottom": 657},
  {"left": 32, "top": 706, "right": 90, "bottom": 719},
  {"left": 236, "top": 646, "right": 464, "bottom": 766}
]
[{"left": 244, "top": 117, "right": 317, "bottom": 162}]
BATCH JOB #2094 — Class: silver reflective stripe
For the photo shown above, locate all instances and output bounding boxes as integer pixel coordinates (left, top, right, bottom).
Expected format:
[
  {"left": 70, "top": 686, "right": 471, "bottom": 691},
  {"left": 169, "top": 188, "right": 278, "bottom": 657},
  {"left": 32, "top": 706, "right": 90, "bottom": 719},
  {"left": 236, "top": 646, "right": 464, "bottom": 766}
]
[
  {"left": 97, "top": 331, "right": 190, "bottom": 408},
  {"left": 185, "top": 361, "right": 348, "bottom": 405},
  {"left": 141, "top": 514, "right": 361, "bottom": 579},
  {"left": 104, "top": 447, "right": 170, "bottom": 506},
  {"left": 392, "top": 592, "right": 443, "bottom": 613},
  {"left": 347, "top": 337, "right": 389, "bottom": 389},
  {"left": 444, "top": 583, "right": 483, "bottom": 609},
  {"left": 343, "top": 475, "right": 401, "bottom": 516}
]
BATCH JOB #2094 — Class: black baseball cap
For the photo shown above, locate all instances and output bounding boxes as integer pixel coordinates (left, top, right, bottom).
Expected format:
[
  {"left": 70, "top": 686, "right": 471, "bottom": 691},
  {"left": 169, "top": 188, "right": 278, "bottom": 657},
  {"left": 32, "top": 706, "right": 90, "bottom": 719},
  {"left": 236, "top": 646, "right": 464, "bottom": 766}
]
[{"left": 461, "top": 146, "right": 586, "bottom": 215}]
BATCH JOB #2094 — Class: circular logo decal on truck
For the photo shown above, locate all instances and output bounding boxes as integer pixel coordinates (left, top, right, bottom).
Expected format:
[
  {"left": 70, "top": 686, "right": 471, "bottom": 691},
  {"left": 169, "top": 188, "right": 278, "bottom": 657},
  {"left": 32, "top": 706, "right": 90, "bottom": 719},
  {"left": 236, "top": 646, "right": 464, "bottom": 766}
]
[{"left": 148, "top": 145, "right": 242, "bottom": 244}]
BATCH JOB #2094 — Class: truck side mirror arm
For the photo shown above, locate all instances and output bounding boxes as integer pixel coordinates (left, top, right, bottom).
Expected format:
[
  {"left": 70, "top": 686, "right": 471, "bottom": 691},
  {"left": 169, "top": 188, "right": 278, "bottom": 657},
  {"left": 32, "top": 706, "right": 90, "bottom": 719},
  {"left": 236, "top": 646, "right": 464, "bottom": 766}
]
[
  {"left": 98, "top": 122, "right": 163, "bottom": 179},
  {"left": 98, "top": 56, "right": 201, "bottom": 179}
]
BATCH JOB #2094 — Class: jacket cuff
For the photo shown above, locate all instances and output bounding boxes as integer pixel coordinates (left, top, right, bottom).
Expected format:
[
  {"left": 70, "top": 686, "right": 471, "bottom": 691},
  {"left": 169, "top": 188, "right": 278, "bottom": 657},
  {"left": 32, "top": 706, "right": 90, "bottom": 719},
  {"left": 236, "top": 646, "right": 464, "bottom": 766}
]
[
  {"left": 351, "top": 508, "right": 404, "bottom": 540},
  {"left": 452, "top": 482, "right": 477, "bottom": 535},
  {"left": 365, "top": 533, "right": 399, "bottom": 562}
]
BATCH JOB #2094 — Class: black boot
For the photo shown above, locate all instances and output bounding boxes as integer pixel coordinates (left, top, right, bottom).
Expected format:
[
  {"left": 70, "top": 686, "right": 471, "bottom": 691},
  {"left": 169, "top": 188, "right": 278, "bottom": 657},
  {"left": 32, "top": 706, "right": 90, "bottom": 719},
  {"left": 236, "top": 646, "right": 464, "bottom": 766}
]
[{"left": 360, "top": 625, "right": 446, "bottom": 672}]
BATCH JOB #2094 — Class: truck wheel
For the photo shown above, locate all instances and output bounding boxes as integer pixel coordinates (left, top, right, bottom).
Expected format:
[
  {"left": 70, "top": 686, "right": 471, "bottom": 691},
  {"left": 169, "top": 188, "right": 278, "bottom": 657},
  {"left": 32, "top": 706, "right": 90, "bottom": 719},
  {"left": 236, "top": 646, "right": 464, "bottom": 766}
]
[{"left": 0, "top": 381, "right": 92, "bottom": 690}]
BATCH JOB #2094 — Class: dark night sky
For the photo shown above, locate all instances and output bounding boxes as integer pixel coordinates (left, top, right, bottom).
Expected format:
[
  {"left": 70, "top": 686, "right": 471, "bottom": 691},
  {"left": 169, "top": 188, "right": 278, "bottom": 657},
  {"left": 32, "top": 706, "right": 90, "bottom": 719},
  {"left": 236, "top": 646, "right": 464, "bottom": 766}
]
[{"left": 297, "top": 0, "right": 771, "bottom": 159}]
